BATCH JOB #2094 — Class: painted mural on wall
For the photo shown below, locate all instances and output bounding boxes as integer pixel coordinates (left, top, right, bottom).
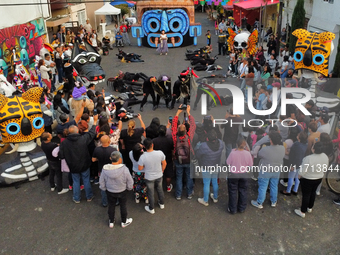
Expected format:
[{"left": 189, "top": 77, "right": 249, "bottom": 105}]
[{"left": 0, "top": 18, "right": 46, "bottom": 80}]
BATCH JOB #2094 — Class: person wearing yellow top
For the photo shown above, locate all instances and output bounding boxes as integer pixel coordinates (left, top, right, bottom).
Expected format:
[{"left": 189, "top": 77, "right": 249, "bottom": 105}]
[{"left": 205, "top": 30, "right": 211, "bottom": 46}]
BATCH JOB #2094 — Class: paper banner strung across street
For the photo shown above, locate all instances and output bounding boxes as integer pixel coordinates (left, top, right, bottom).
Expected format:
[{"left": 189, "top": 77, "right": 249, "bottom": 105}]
[{"left": 194, "top": 0, "right": 235, "bottom": 6}]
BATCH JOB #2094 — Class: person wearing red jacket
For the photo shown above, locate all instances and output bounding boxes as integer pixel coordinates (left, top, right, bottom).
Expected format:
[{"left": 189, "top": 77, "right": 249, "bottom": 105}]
[
  {"left": 171, "top": 105, "right": 196, "bottom": 200},
  {"left": 120, "top": 23, "right": 131, "bottom": 45}
]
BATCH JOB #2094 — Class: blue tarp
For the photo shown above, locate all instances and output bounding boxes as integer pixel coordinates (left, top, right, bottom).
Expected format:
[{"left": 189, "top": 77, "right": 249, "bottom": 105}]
[{"left": 110, "top": 1, "right": 134, "bottom": 8}]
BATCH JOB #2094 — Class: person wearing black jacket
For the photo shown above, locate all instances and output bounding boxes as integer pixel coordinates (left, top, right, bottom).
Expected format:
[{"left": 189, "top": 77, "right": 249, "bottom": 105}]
[
  {"left": 41, "top": 132, "right": 68, "bottom": 195},
  {"left": 140, "top": 77, "right": 157, "bottom": 112},
  {"left": 267, "top": 35, "right": 277, "bottom": 56},
  {"left": 58, "top": 114, "right": 98, "bottom": 203}
]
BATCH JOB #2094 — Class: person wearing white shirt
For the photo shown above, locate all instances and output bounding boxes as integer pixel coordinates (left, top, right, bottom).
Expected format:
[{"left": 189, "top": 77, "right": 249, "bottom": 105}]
[
  {"left": 44, "top": 54, "right": 57, "bottom": 92},
  {"left": 295, "top": 142, "right": 329, "bottom": 218},
  {"left": 238, "top": 58, "right": 248, "bottom": 93},
  {"left": 38, "top": 59, "right": 51, "bottom": 90},
  {"left": 84, "top": 19, "right": 92, "bottom": 34},
  {"left": 317, "top": 114, "right": 331, "bottom": 134},
  {"left": 90, "top": 34, "right": 98, "bottom": 50}
]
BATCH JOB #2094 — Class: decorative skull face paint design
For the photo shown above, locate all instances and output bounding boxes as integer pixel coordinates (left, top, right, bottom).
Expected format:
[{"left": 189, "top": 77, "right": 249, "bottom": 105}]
[{"left": 228, "top": 28, "right": 258, "bottom": 55}]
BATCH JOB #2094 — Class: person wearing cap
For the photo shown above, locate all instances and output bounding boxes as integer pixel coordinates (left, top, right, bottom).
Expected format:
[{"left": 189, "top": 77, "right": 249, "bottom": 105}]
[
  {"left": 317, "top": 114, "right": 331, "bottom": 134},
  {"left": 286, "top": 79, "right": 297, "bottom": 88},
  {"left": 102, "top": 35, "right": 111, "bottom": 49},
  {"left": 140, "top": 77, "right": 158, "bottom": 111},
  {"left": 155, "top": 75, "right": 171, "bottom": 108},
  {"left": 71, "top": 82, "right": 94, "bottom": 117}
]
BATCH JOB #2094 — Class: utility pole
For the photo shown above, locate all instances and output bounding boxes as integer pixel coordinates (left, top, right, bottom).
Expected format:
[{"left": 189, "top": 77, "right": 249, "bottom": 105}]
[{"left": 276, "top": 0, "right": 284, "bottom": 55}]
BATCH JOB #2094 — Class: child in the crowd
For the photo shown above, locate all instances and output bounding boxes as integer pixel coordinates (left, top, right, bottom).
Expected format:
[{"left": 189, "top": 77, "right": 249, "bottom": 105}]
[
  {"left": 115, "top": 32, "right": 123, "bottom": 47},
  {"left": 268, "top": 54, "right": 277, "bottom": 75},
  {"left": 206, "top": 30, "right": 211, "bottom": 46}
]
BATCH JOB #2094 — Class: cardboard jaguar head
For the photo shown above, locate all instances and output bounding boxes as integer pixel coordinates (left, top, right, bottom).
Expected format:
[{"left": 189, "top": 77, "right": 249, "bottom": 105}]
[
  {"left": 71, "top": 42, "right": 106, "bottom": 84},
  {"left": 0, "top": 87, "right": 44, "bottom": 143},
  {"left": 292, "top": 29, "right": 335, "bottom": 77}
]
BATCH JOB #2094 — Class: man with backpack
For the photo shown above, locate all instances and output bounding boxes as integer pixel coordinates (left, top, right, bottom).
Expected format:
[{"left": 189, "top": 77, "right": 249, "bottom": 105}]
[{"left": 171, "top": 104, "right": 196, "bottom": 200}]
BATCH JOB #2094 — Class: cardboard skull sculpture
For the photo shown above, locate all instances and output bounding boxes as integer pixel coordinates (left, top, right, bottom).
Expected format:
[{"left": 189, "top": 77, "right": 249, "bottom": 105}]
[{"left": 228, "top": 18, "right": 258, "bottom": 55}]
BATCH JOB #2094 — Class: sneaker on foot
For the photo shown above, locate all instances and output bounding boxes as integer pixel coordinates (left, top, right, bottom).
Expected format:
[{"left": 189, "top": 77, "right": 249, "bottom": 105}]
[
  {"left": 167, "top": 184, "right": 173, "bottom": 192},
  {"left": 280, "top": 179, "right": 288, "bottom": 187},
  {"left": 140, "top": 106, "right": 143, "bottom": 112},
  {"left": 58, "top": 188, "right": 69, "bottom": 195},
  {"left": 87, "top": 196, "right": 94, "bottom": 202},
  {"left": 198, "top": 198, "right": 209, "bottom": 206},
  {"left": 251, "top": 200, "right": 263, "bottom": 209},
  {"left": 176, "top": 197, "right": 181, "bottom": 201},
  {"left": 145, "top": 206, "right": 155, "bottom": 214},
  {"left": 333, "top": 199, "right": 340, "bottom": 205},
  {"left": 109, "top": 220, "right": 114, "bottom": 228},
  {"left": 94, "top": 178, "right": 99, "bottom": 185},
  {"left": 69, "top": 185, "right": 73, "bottom": 191},
  {"left": 316, "top": 191, "right": 321, "bottom": 196},
  {"left": 307, "top": 208, "right": 312, "bottom": 213},
  {"left": 294, "top": 209, "right": 305, "bottom": 218},
  {"left": 73, "top": 199, "right": 80, "bottom": 204},
  {"left": 145, "top": 198, "right": 149, "bottom": 204},
  {"left": 251, "top": 176, "right": 258, "bottom": 181},
  {"left": 187, "top": 191, "right": 194, "bottom": 200},
  {"left": 158, "top": 202, "right": 165, "bottom": 209},
  {"left": 271, "top": 201, "right": 277, "bottom": 207},
  {"left": 80, "top": 185, "right": 84, "bottom": 190},
  {"left": 210, "top": 193, "right": 218, "bottom": 203},
  {"left": 135, "top": 198, "right": 140, "bottom": 204},
  {"left": 51, "top": 187, "right": 56, "bottom": 192},
  {"left": 121, "top": 218, "right": 133, "bottom": 228}
]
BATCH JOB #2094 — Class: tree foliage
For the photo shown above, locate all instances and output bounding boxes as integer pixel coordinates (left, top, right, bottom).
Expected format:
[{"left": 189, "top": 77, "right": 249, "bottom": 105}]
[
  {"left": 289, "top": 0, "right": 306, "bottom": 53},
  {"left": 333, "top": 35, "right": 340, "bottom": 76}
]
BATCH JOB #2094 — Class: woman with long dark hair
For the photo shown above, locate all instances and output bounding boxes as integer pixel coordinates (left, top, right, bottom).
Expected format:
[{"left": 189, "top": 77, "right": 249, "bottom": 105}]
[
  {"left": 53, "top": 93, "right": 70, "bottom": 124},
  {"left": 145, "top": 117, "right": 160, "bottom": 139},
  {"left": 129, "top": 143, "right": 148, "bottom": 204},
  {"left": 196, "top": 130, "right": 224, "bottom": 206},
  {"left": 120, "top": 115, "right": 146, "bottom": 171},
  {"left": 38, "top": 59, "right": 52, "bottom": 90}
]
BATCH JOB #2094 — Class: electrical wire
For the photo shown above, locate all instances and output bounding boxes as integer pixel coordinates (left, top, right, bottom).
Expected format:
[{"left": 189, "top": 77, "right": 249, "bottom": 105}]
[{"left": 0, "top": 1, "right": 134, "bottom": 6}]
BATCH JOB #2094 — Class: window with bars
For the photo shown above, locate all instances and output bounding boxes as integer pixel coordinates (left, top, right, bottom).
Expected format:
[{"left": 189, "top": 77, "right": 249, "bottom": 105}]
[{"left": 323, "top": 0, "right": 334, "bottom": 3}]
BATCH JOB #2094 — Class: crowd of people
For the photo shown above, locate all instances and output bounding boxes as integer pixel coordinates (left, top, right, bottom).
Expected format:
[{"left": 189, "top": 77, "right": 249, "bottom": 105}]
[{"left": 33, "top": 15, "right": 340, "bottom": 230}]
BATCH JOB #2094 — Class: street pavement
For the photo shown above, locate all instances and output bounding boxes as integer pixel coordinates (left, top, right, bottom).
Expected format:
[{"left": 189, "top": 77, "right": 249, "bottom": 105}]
[{"left": 0, "top": 12, "right": 340, "bottom": 255}]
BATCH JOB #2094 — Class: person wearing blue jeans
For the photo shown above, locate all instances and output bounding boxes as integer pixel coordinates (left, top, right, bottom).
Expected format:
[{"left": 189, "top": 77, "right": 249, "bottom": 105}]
[
  {"left": 196, "top": 130, "right": 224, "bottom": 206},
  {"left": 171, "top": 104, "right": 196, "bottom": 200},
  {"left": 58, "top": 112, "right": 98, "bottom": 203},
  {"left": 71, "top": 168, "right": 93, "bottom": 202},
  {"left": 251, "top": 131, "right": 285, "bottom": 209},
  {"left": 201, "top": 171, "right": 218, "bottom": 202},
  {"left": 175, "top": 161, "right": 194, "bottom": 200},
  {"left": 281, "top": 131, "right": 308, "bottom": 196}
]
